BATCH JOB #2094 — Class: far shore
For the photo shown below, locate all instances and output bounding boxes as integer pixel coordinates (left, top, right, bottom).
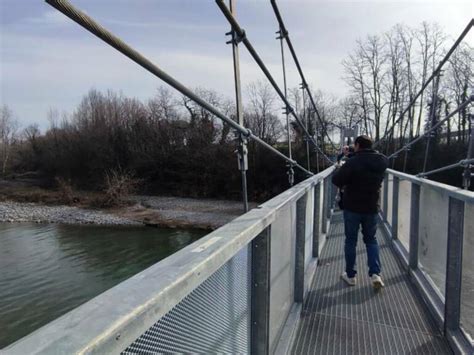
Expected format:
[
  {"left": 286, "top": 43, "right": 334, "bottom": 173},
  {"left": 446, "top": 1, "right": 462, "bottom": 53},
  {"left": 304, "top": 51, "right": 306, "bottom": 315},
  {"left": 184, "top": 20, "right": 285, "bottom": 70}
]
[
  {"left": 0, "top": 178, "right": 255, "bottom": 230},
  {"left": 0, "top": 196, "right": 253, "bottom": 230}
]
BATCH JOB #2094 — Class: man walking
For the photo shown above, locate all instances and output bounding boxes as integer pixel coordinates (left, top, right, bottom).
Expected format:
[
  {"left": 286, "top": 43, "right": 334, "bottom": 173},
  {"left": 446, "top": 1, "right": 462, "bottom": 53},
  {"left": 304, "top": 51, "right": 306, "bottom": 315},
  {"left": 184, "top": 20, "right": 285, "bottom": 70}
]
[{"left": 332, "top": 135, "right": 388, "bottom": 289}]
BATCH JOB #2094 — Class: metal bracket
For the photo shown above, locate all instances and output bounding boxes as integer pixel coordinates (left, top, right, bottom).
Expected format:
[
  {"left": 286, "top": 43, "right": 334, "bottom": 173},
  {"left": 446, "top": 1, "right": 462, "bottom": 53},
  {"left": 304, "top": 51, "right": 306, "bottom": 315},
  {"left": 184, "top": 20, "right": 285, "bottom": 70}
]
[
  {"left": 282, "top": 105, "right": 294, "bottom": 115},
  {"left": 275, "top": 29, "right": 288, "bottom": 40},
  {"left": 286, "top": 162, "right": 295, "bottom": 186},
  {"left": 225, "top": 29, "right": 246, "bottom": 45},
  {"left": 237, "top": 140, "right": 248, "bottom": 171},
  {"left": 233, "top": 131, "right": 249, "bottom": 171}
]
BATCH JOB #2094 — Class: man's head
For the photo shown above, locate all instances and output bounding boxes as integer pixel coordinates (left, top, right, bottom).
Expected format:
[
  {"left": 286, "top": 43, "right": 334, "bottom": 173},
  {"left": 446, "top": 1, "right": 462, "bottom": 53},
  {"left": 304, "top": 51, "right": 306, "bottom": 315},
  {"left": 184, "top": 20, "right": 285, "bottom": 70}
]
[
  {"left": 354, "top": 135, "right": 373, "bottom": 152},
  {"left": 342, "top": 145, "right": 350, "bottom": 155}
]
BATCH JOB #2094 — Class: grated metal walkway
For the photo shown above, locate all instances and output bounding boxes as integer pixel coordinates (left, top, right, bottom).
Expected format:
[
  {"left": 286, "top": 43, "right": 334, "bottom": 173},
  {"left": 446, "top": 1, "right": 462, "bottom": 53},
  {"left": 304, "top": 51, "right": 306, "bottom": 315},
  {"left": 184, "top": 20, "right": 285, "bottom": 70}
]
[{"left": 291, "top": 212, "right": 451, "bottom": 355}]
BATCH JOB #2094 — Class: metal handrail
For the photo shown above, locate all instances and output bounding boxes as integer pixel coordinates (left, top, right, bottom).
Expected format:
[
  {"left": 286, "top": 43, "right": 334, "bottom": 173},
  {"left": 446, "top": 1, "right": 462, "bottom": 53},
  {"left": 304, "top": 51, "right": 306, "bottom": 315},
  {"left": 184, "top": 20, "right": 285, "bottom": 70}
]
[
  {"left": 381, "top": 169, "right": 474, "bottom": 353},
  {"left": 5, "top": 166, "right": 335, "bottom": 354},
  {"left": 386, "top": 168, "right": 474, "bottom": 203}
]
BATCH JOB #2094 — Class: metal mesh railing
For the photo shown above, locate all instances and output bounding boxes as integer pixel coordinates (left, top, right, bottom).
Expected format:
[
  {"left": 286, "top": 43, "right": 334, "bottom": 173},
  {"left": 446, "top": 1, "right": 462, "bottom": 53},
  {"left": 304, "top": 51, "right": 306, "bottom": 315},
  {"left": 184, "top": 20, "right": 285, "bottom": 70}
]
[
  {"left": 380, "top": 169, "right": 474, "bottom": 350},
  {"left": 5, "top": 167, "right": 337, "bottom": 354},
  {"left": 123, "top": 247, "right": 251, "bottom": 354}
]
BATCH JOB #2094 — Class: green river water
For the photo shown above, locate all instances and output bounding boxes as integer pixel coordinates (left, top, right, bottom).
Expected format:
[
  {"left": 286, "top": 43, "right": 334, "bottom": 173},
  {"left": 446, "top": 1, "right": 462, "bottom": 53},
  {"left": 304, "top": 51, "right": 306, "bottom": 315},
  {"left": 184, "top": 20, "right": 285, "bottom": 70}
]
[{"left": 0, "top": 222, "right": 207, "bottom": 348}]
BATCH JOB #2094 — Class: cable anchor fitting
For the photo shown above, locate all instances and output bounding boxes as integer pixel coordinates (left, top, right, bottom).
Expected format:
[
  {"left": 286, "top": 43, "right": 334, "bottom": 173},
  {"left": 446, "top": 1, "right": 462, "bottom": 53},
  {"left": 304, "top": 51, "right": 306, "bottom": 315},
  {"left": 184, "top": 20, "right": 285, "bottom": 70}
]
[
  {"left": 286, "top": 162, "right": 295, "bottom": 186},
  {"left": 233, "top": 132, "right": 249, "bottom": 172},
  {"left": 275, "top": 28, "right": 288, "bottom": 40},
  {"left": 282, "top": 105, "right": 294, "bottom": 115},
  {"left": 225, "top": 29, "right": 246, "bottom": 45}
]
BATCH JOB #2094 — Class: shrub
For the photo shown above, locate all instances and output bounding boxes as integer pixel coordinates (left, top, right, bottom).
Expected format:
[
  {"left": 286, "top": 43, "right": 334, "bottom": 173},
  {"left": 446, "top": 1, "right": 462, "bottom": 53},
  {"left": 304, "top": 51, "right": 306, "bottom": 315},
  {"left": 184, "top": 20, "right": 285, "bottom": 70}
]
[
  {"left": 101, "top": 169, "right": 141, "bottom": 207},
  {"left": 55, "top": 177, "right": 74, "bottom": 204}
]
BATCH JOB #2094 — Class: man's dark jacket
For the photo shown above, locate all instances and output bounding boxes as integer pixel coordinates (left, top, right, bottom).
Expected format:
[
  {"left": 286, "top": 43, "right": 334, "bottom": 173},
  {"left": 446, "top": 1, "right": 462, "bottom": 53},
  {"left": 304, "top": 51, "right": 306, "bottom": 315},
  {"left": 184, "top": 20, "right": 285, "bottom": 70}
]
[{"left": 332, "top": 149, "right": 388, "bottom": 214}]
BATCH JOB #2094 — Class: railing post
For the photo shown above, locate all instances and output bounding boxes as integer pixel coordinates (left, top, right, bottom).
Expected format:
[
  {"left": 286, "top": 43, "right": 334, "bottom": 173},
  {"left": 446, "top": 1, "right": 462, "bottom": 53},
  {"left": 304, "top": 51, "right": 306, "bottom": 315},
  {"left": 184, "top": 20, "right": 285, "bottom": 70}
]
[
  {"left": 312, "top": 183, "right": 321, "bottom": 258},
  {"left": 328, "top": 178, "right": 333, "bottom": 213},
  {"left": 444, "top": 197, "right": 464, "bottom": 335},
  {"left": 391, "top": 176, "right": 399, "bottom": 239},
  {"left": 322, "top": 178, "right": 328, "bottom": 234},
  {"left": 383, "top": 173, "right": 388, "bottom": 221},
  {"left": 409, "top": 183, "right": 420, "bottom": 269},
  {"left": 326, "top": 178, "right": 331, "bottom": 219},
  {"left": 295, "top": 194, "right": 308, "bottom": 303},
  {"left": 251, "top": 226, "right": 271, "bottom": 354}
]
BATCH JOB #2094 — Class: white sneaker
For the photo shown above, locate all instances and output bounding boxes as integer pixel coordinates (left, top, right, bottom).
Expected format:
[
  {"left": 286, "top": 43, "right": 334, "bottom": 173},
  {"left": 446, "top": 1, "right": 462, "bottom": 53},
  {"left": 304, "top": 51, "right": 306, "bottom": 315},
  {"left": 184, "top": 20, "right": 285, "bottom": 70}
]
[
  {"left": 341, "top": 272, "right": 356, "bottom": 286},
  {"left": 371, "top": 274, "right": 385, "bottom": 290}
]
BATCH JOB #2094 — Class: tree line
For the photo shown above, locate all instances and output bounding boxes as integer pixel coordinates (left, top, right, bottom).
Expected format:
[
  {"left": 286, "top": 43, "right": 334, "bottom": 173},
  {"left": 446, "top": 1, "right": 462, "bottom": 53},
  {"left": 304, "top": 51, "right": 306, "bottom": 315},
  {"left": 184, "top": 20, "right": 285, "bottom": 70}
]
[
  {"left": 1, "top": 21, "right": 472, "bottom": 200},
  {"left": 340, "top": 22, "right": 472, "bottom": 148},
  {"left": 0, "top": 82, "right": 333, "bottom": 202}
]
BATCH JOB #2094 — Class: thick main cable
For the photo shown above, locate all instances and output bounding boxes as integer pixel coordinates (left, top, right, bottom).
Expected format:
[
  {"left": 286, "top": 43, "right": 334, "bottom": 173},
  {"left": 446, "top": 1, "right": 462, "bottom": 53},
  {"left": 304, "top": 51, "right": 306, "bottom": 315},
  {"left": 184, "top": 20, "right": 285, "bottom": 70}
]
[
  {"left": 375, "top": 19, "right": 474, "bottom": 148},
  {"left": 417, "top": 158, "right": 474, "bottom": 178},
  {"left": 216, "top": 0, "right": 333, "bottom": 165},
  {"left": 45, "top": 0, "right": 312, "bottom": 176},
  {"left": 388, "top": 96, "right": 474, "bottom": 159},
  {"left": 270, "top": 0, "right": 338, "bottom": 152}
]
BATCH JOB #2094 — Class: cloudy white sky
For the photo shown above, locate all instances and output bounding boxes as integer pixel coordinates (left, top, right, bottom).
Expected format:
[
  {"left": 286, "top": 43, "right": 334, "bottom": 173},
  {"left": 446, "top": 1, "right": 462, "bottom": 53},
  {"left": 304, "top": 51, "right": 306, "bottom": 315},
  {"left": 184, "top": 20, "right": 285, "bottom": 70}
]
[{"left": 1, "top": 0, "right": 473, "bottom": 129}]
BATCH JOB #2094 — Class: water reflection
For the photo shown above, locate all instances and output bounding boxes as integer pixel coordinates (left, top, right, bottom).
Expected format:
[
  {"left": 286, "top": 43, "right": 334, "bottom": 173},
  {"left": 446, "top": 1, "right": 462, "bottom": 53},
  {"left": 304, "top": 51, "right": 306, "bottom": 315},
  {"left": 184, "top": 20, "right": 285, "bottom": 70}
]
[{"left": 0, "top": 223, "right": 206, "bottom": 348}]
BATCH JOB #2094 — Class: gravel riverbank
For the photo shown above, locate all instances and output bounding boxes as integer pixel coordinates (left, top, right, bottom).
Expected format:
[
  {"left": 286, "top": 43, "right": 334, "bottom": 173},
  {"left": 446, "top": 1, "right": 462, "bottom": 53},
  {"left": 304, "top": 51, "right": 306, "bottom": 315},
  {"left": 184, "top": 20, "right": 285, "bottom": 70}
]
[
  {"left": 124, "top": 196, "right": 254, "bottom": 230},
  {"left": 0, "top": 201, "right": 139, "bottom": 225},
  {"left": 0, "top": 197, "right": 253, "bottom": 229}
]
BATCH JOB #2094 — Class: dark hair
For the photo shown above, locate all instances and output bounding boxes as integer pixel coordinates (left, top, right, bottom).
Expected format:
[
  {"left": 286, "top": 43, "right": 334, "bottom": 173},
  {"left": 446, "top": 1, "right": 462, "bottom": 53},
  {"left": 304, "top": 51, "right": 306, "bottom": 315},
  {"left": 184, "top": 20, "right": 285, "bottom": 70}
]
[{"left": 354, "top": 135, "right": 373, "bottom": 149}]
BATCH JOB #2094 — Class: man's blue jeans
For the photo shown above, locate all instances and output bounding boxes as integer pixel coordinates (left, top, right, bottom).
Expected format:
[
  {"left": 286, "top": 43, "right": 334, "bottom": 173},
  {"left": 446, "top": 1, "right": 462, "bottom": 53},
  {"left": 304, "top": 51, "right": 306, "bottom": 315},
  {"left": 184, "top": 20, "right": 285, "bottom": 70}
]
[{"left": 343, "top": 210, "right": 381, "bottom": 278}]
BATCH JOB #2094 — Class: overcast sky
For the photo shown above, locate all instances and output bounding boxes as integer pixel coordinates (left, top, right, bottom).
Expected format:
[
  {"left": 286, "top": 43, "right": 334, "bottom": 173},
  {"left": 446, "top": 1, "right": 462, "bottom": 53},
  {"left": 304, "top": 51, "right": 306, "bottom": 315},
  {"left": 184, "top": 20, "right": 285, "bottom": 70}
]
[{"left": 1, "top": 0, "right": 473, "bottom": 129}]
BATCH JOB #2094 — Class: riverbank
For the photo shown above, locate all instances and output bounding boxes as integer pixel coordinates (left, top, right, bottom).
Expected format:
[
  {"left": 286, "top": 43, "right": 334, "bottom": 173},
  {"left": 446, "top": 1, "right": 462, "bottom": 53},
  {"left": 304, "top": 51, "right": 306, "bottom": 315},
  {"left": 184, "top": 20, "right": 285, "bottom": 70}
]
[
  {"left": 0, "top": 178, "right": 252, "bottom": 229},
  {"left": 122, "top": 196, "right": 253, "bottom": 230},
  {"left": 0, "top": 201, "right": 139, "bottom": 226},
  {"left": 0, "top": 197, "right": 252, "bottom": 229}
]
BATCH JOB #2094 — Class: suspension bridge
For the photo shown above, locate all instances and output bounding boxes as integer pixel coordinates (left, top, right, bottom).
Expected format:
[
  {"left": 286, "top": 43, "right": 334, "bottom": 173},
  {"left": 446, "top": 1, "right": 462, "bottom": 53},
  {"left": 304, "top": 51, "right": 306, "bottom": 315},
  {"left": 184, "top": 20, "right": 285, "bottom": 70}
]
[{"left": 4, "top": 1, "right": 474, "bottom": 354}]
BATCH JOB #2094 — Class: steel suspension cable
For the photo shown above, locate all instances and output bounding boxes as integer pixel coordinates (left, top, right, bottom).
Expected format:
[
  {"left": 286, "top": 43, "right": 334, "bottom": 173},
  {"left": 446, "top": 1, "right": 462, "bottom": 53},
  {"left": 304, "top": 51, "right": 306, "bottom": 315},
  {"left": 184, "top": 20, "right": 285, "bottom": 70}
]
[
  {"left": 215, "top": 0, "right": 333, "bottom": 165},
  {"left": 277, "top": 27, "right": 295, "bottom": 185},
  {"left": 302, "top": 87, "right": 311, "bottom": 171},
  {"left": 417, "top": 158, "right": 474, "bottom": 178},
  {"left": 374, "top": 19, "right": 474, "bottom": 148},
  {"left": 422, "top": 72, "right": 441, "bottom": 173},
  {"left": 388, "top": 96, "right": 474, "bottom": 160},
  {"left": 45, "top": 0, "right": 313, "bottom": 177},
  {"left": 462, "top": 115, "right": 474, "bottom": 189},
  {"left": 229, "top": 0, "right": 249, "bottom": 212},
  {"left": 270, "top": 0, "right": 338, "bottom": 152}
]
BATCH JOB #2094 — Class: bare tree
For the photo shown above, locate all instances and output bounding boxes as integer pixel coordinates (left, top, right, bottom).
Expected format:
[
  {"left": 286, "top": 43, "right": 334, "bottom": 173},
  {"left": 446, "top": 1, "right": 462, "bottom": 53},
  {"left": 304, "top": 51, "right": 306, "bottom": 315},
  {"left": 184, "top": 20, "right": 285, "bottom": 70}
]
[
  {"left": 244, "top": 81, "right": 282, "bottom": 144},
  {"left": 396, "top": 24, "right": 418, "bottom": 140},
  {"left": 147, "top": 86, "right": 178, "bottom": 122},
  {"left": 342, "top": 50, "right": 372, "bottom": 137},
  {"left": 383, "top": 26, "right": 406, "bottom": 147},
  {"left": 0, "top": 105, "right": 19, "bottom": 176},
  {"left": 445, "top": 43, "right": 473, "bottom": 142},
  {"left": 414, "top": 22, "right": 446, "bottom": 136},
  {"left": 336, "top": 96, "right": 365, "bottom": 131}
]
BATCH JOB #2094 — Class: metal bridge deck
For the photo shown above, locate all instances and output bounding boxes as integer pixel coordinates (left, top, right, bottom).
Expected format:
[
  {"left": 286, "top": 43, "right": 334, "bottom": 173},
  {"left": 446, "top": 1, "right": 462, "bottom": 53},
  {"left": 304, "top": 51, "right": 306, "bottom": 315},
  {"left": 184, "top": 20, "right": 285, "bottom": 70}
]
[{"left": 291, "top": 212, "right": 451, "bottom": 355}]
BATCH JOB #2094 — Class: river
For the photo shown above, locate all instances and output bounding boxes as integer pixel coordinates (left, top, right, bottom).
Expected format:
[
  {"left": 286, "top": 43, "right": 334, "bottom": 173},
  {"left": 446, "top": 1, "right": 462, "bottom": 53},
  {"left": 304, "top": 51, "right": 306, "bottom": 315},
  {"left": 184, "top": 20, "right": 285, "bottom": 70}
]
[{"left": 0, "top": 222, "right": 207, "bottom": 348}]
